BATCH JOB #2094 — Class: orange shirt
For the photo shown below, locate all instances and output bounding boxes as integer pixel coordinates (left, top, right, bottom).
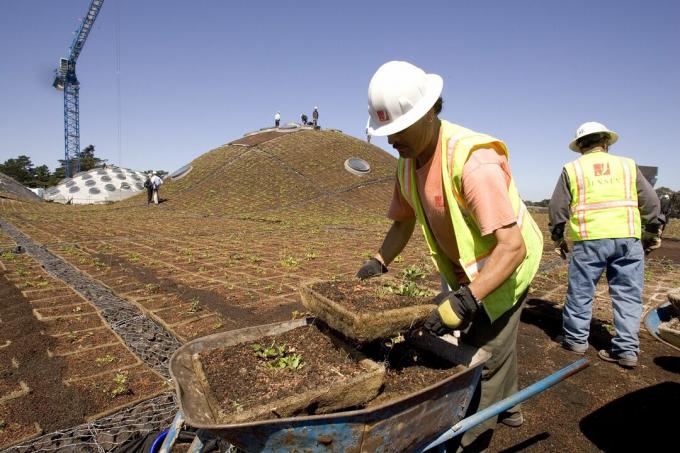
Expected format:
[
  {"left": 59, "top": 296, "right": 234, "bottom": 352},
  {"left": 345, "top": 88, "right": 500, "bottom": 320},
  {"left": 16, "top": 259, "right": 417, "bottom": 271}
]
[{"left": 387, "top": 132, "right": 517, "bottom": 282}]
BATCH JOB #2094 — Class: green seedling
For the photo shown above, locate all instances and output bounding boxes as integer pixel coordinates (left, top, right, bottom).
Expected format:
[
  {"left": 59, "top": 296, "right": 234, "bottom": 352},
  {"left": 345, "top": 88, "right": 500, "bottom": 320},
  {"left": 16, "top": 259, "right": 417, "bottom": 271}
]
[
  {"left": 402, "top": 265, "right": 425, "bottom": 282},
  {"left": 95, "top": 354, "right": 116, "bottom": 366},
  {"left": 0, "top": 419, "right": 5, "bottom": 433},
  {"left": 393, "top": 255, "right": 404, "bottom": 263},
  {"left": 212, "top": 318, "right": 224, "bottom": 330},
  {"left": 1, "top": 251, "right": 17, "bottom": 261},
  {"left": 251, "top": 342, "right": 305, "bottom": 371},
  {"left": 188, "top": 296, "right": 201, "bottom": 313},
  {"left": 110, "top": 373, "right": 130, "bottom": 397},
  {"left": 270, "top": 353, "right": 304, "bottom": 370},
  {"left": 127, "top": 252, "right": 141, "bottom": 263},
  {"left": 382, "top": 280, "right": 432, "bottom": 298},
  {"left": 279, "top": 255, "right": 299, "bottom": 268},
  {"left": 145, "top": 283, "right": 160, "bottom": 294},
  {"left": 305, "top": 251, "right": 319, "bottom": 260}
]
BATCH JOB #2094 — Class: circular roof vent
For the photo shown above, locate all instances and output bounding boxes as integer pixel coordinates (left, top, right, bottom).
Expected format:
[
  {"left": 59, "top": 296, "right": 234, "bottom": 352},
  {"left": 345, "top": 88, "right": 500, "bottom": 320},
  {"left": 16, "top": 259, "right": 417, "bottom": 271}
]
[{"left": 344, "top": 157, "right": 371, "bottom": 176}]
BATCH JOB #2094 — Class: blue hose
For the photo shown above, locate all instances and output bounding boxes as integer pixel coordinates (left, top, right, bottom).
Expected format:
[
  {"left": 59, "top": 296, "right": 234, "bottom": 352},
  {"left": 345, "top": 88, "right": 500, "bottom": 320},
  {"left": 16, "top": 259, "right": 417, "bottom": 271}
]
[{"left": 149, "top": 429, "right": 168, "bottom": 453}]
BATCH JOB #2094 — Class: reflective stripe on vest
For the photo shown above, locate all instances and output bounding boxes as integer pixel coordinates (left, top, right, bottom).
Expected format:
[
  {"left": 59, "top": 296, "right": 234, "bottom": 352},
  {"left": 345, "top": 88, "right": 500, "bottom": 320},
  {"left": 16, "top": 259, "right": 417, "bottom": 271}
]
[
  {"left": 396, "top": 120, "right": 543, "bottom": 322},
  {"left": 566, "top": 153, "right": 641, "bottom": 240}
]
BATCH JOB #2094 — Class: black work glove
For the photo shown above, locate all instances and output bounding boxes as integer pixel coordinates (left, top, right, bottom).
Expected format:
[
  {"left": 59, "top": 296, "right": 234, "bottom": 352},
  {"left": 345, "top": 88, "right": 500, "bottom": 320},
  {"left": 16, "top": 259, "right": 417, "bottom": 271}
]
[
  {"left": 423, "top": 286, "right": 480, "bottom": 335},
  {"left": 554, "top": 239, "right": 569, "bottom": 260},
  {"left": 356, "top": 257, "right": 388, "bottom": 280}
]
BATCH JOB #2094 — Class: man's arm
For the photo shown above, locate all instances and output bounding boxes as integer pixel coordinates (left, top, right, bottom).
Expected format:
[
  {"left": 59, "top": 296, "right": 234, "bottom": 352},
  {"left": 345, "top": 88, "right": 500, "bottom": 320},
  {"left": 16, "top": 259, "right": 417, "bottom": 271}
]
[
  {"left": 548, "top": 169, "right": 571, "bottom": 241},
  {"left": 468, "top": 223, "right": 526, "bottom": 300},
  {"left": 357, "top": 218, "right": 415, "bottom": 279},
  {"left": 636, "top": 166, "right": 661, "bottom": 230},
  {"left": 375, "top": 218, "right": 416, "bottom": 266}
]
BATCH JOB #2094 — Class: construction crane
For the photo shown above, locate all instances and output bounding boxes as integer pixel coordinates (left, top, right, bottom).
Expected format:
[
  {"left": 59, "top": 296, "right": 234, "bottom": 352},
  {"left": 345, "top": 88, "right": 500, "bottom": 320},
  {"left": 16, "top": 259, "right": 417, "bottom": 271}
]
[{"left": 52, "top": 0, "right": 105, "bottom": 177}]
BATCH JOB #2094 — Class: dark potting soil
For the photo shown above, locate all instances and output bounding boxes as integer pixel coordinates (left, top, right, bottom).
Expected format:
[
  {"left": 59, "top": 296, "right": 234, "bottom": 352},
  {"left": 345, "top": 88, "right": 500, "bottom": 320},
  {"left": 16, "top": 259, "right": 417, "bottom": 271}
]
[
  {"left": 199, "top": 324, "right": 367, "bottom": 417},
  {"left": 312, "top": 279, "right": 433, "bottom": 312},
  {"left": 363, "top": 342, "right": 463, "bottom": 407}
]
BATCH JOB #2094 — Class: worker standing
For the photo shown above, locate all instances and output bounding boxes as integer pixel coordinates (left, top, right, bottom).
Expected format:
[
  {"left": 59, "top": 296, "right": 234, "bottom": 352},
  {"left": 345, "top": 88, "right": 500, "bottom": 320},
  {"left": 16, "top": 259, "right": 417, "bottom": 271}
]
[
  {"left": 549, "top": 122, "right": 661, "bottom": 369},
  {"left": 274, "top": 111, "right": 281, "bottom": 127},
  {"left": 143, "top": 173, "right": 153, "bottom": 205},
  {"left": 150, "top": 171, "right": 163, "bottom": 205},
  {"left": 312, "top": 106, "right": 319, "bottom": 128},
  {"left": 355, "top": 61, "right": 543, "bottom": 451}
]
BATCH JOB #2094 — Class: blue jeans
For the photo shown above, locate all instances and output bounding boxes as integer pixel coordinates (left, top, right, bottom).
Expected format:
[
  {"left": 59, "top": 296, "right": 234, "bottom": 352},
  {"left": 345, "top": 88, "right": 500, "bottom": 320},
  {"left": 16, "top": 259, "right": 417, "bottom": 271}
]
[{"left": 563, "top": 238, "right": 644, "bottom": 358}]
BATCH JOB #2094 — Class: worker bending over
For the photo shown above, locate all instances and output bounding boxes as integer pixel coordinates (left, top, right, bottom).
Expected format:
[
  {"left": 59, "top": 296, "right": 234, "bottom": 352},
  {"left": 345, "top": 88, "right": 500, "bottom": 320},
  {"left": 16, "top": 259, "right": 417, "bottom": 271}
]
[
  {"left": 549, "top": 122, "right": 661, "bottom": 368},
  {"left": 356, "top": 61, "right": 543, "bottom": 452}
]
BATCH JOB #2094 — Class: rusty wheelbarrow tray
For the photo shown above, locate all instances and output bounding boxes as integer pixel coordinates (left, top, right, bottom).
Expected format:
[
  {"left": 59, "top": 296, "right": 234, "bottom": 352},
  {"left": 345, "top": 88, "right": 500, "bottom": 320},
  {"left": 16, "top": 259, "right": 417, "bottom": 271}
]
[{"left": 168, "top": 318, "right": 491, "bottom": 452}]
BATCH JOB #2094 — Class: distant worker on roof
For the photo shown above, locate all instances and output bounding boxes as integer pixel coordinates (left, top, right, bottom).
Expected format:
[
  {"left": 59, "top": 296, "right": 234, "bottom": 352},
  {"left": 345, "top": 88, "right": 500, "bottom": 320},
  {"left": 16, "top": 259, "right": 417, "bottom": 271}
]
[
  {"left": 659, "top": 193, "right": 673, "bottom": 238},
  {"left": 300, "top": 113, "right": 308, "bottom": 126},
  {"left": 356, "top": 61, "right": 543, "bottom": 451},
  {"left": 143, "top": 173, "right": 153, "bottom": 205},
  {"left": 312, "top": 107, "right": 319, "bottom": 128},
  {"left": 274, "top": 111, "right": 281, "bottom": 128},
  {"left": 150, "top": 171, "right": 163, "bottom": 205},
  {"left": 549, "top": 121, "right": 662, "bottom": 369}
]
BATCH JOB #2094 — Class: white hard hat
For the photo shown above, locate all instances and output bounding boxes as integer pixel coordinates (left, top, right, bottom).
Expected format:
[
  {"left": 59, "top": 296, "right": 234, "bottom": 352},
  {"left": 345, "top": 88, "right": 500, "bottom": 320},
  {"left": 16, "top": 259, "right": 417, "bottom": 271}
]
[
  {"left": 152, "top": 171, "right": 157, "bottom": 175},
  {"left": 314, "top": 106, "right": 318, "bottom": 109},
  {"left": 367, "top": 61, "right": 443, "bottom": 137},
  {"left": 569, "top": 121, "right": 619, "bottom": 152}
]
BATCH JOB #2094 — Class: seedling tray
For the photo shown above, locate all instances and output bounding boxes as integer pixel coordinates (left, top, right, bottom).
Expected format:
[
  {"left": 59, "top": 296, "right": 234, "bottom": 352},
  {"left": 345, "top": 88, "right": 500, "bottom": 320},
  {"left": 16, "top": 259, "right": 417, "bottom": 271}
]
[
  {"left": 170, "top": 318, "right": 385, "bottom": 425},
  {"left": 300, "top": 278, "right": 437, "bottom": 343}
]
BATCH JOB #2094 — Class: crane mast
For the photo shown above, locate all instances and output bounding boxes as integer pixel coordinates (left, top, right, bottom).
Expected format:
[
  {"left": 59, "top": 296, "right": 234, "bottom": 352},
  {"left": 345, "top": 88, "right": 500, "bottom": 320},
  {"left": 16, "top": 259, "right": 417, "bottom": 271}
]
[{"left": 53, "top": 0, "right": 105, "bottom": 177}]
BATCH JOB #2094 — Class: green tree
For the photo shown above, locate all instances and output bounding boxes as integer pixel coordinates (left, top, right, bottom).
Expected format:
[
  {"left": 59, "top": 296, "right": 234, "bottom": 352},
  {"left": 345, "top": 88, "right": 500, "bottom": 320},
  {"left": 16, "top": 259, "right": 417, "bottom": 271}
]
[
  {"left": 0, "top": 155, "right": 34, "bottom": 185},
  {"left": 57, "top": 144, "right": 107, "bottom": 175}
]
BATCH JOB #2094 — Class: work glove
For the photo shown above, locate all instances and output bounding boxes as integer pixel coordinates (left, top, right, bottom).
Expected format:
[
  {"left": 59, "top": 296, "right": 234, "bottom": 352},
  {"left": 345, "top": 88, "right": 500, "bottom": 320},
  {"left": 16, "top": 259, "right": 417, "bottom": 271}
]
[
  {"left": 554, "top": 239, "right": 569, "bottom": 260},
  {"left": 423, "top": 286, "right": 480, "bottom": 335},
  {"left": 356, "top": 257, "right": 388, "bottom": 280},
  {"left": 641, "top": 230, "right": 661, "bottom": 254}
]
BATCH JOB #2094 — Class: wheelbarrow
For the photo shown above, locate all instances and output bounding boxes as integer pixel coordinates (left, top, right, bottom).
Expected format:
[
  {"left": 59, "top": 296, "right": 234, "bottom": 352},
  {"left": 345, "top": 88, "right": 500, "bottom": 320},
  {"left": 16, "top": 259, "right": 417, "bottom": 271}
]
[
  {"left": 644, "top": 300, "right": 680, "bottom": 351},
  {"left": 160, "top": 318, "right": 589, "bottom": 452}
]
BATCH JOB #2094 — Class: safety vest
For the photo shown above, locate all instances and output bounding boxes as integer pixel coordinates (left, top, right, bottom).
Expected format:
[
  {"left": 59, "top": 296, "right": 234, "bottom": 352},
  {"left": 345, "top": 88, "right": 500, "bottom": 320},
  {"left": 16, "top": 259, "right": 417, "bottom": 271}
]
[
  {"left": 564, "top": 152, "right": 641, "bottom": 241},
  {"left": 397, "top": 120, "right": 543, "bottom": 322}
]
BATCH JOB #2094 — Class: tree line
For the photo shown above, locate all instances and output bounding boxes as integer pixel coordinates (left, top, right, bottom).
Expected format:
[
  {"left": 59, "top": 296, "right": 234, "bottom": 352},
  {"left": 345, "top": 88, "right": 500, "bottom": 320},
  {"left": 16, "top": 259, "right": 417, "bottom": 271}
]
[
  {"left": 0, "top": 146, "right": 168, "bottom": 188},
  {"left": 0, "top": 145, "right": 106, "bottom": 188}
]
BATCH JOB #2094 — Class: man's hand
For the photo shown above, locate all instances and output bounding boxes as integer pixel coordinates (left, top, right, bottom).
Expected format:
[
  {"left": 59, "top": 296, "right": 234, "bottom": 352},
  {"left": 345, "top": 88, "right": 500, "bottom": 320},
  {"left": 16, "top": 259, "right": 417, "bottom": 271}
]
[
  {"left": 554, "top": 239, "right": 569, "bottom": 260},
  {"left": 356, "top": 257, "right": 387, "bottom": 280},
  {"left": 423, "top": 286, "right": 480, "bottom": 334},
  {"left": 641, "top": 231, "right": 661, "bottom": 254}
]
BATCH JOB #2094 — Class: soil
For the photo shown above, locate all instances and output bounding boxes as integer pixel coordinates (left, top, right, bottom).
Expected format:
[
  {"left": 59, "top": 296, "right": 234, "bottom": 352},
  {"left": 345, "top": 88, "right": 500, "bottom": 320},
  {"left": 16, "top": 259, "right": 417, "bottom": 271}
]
[
  {"left": 488, "top": 300, "right": 680, "bottom": 452},
  {"left": 199, "top": 324, "right": 369, "bottom": 419},
  {"left": 363, "top": 342, "right": 465, "bottom": 408},
  {"left": 312, "top": 278, "right": 434, "bottom": 311}
]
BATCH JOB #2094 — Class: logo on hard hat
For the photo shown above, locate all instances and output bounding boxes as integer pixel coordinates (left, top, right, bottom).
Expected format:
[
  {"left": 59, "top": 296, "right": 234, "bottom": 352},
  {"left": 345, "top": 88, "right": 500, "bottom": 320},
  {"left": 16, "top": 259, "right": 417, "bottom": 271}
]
[{"left": 376, "top": 110, "right": 390, "bottom": 122}]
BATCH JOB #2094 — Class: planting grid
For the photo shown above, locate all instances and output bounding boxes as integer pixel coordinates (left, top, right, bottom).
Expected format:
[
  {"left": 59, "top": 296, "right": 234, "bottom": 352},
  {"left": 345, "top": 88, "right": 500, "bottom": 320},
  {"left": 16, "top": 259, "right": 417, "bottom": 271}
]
[
  {"left": 0, "top": 226, "right": 170, "bottom": 450},
  {"left": 1, "top": 130, "right": 678, "bottom": 451}
]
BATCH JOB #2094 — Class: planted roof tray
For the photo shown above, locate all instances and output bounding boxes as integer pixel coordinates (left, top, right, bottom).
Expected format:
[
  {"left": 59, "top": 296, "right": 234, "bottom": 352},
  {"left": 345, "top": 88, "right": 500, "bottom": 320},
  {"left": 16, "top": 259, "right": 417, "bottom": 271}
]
[
  {"left": 300, "top": 277, "right": 438, "bottom": 343},
  {"left": 172, "top": 318, "right": 385, "bottom": 425},
  {"left": 170, "top": 318, "right": 491, "bottom": 452}
]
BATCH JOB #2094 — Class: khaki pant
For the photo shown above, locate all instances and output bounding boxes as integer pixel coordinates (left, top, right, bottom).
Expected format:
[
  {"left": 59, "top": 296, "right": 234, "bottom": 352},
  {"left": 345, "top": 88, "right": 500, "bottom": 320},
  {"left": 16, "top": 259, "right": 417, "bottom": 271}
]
[{"left": 448, "top": 293, "right": 527, "bottom": 452}]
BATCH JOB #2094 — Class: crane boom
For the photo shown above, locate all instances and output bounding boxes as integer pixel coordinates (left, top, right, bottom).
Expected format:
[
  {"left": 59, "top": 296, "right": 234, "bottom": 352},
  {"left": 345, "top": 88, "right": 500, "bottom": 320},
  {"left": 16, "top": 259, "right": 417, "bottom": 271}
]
[{"left": 53, "top": 0, "right": 105, "bottom": 177}]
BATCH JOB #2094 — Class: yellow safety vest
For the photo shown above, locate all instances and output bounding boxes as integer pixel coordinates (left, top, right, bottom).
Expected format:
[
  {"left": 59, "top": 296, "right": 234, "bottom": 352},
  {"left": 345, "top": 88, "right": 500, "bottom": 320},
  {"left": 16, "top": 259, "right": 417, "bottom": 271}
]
[
  {"left": 564, "top": 152, "right": 641, "bottom": 241},
  {"left": 397, "top": 120, "right": 543, "bottom": 322}
]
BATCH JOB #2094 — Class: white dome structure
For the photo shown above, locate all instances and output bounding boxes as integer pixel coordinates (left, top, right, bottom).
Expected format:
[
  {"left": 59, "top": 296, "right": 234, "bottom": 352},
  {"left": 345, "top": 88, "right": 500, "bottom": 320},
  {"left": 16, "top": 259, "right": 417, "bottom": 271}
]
[{"left": 45, "top": 166, "right": 148, "bottom": 205}]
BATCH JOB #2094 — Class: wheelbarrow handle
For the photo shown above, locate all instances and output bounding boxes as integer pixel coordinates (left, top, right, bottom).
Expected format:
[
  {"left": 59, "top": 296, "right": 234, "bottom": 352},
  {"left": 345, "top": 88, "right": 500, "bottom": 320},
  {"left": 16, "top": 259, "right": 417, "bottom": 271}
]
[{"left": 422, "top": 357, "right": 590, "bottom": 451}]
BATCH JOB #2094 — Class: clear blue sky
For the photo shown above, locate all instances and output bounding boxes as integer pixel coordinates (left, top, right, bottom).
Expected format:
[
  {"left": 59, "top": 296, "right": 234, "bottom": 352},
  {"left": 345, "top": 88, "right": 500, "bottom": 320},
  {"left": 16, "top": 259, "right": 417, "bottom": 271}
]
[{"left": 1, "top": 0, "right": 678, "bottom": 200}]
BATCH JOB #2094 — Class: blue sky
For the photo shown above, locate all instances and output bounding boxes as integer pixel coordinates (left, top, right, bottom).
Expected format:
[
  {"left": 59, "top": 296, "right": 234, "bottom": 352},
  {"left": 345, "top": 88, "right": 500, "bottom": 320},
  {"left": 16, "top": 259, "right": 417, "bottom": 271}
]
[{"left": 1, "top": 0, "right": 678, "bottom": 200}]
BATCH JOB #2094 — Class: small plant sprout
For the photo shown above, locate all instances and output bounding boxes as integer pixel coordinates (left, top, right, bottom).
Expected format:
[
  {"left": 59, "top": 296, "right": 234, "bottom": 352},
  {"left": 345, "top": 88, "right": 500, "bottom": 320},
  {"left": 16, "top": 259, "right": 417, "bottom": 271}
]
[
  {"left": 95, "top": 354, "right": 116, "bottom": 366},
  {"left": 305, "top": 251, "right": 319, "bottom": 260},
  {"left": 279, "top": 255, "right": 299, "bottom": 268},
  {"left": 110, "top": 373, "right": 130, "bottom": 397},
  {"left": 251, "top": 342, "right": 305, "bottom": 371},
  {"left": 188, "top": 296, "right": 201, "bottom": 313},
  {"left": 393, "top": 255, "right": 404, "bottom": 263},
  {"left": 402, "top": 265, "right": 425, "bottom": 282}
]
